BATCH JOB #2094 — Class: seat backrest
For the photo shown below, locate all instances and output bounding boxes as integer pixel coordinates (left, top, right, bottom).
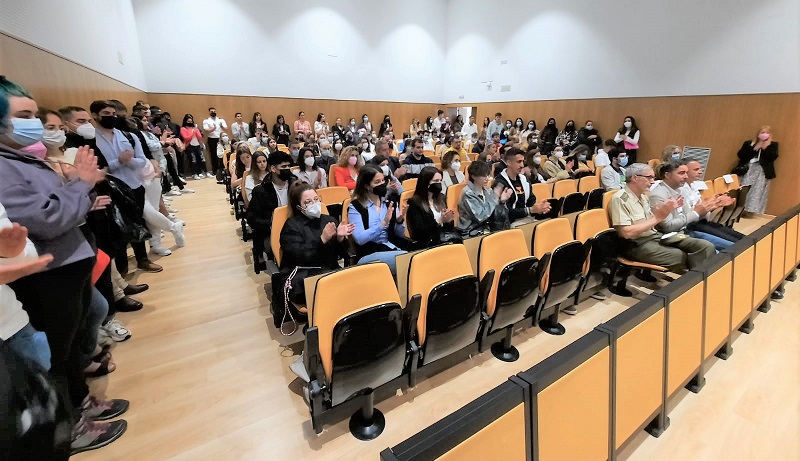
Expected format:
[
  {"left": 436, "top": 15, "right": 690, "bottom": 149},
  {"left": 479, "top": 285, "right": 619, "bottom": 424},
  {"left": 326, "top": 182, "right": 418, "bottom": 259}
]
[
  {"left": 402, "top": 178, "right": 418, "bottom": 192},
  {"left": 277, "top": 145, "right": 290, "bottom": 153},
  {"left": 241, "top": 171, "right": 251, "bottom": 208},
  {"left": 578, "top": 175, "right": 600, "bottom": 194},
  {"left": 574, "top": 209, "right": 611, "bottom": 243},
  {"left": 602, "top": 190, "right": 617, "bottom": 211},
  {"left": 460, "top": 160, "right": 472, "bottom": 173},
  {"left": 532, "top": 182, "right": 553, "bottom": 200},
  {"left": 446, "top": 182, "right": 468, "bottom": 224},
  {"left": 311, "top": 264, "right": 402, "bottom": 381},
  {"left": 712, "top": 177, "right": 727, "bottom": 195},
  {"left": 423, "top": 149, "right": 436, "bottom": 157},
  {"left": 700, "top": 180, "right": 715, "bottom": 199},
  {"left": 478, "top": 229, "right": 533, "bottom": 318},
  {"left": 341, "top": 197, "right": 352, "bottom": 225},
  {"left": 595, "top": 165, "right": 605, "bottom": 177},
  {"left": 400, "top": 190, "right": 415, "bottom": 237},
  {"left": 316, "top": 186, "right": 350, "bottom": 205},
  {"left": 327, "top": 165, "right": 339, "bottom": 186},
  {"left": 222, "top": 149, "right": 230, "bottom": 169},
  {"left": 647, "top": 159, "right": 660, "bottom": 170},
  {"left": 552, "top": 179, "right": 578, "bottom": 199},
  {"left": 407, "top": 244, "right": 475, "bottom": 346},
  {"left": 271, "top": 206, "right": 291, "bottom": 267},
  {"left": 532, "top": 217, "right": 574, "bottom": 259}
]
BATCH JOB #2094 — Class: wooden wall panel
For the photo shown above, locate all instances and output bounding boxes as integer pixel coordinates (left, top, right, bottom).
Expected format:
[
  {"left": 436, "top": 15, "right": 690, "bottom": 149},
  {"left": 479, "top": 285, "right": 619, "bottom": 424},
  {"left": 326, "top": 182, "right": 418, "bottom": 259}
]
[
  {"left": 146, "top": 93, "right": 439, "bottom": 139},
  {"left": 0, "top": 33, "right": 145, "bottom": 112},
  {"left": 459, "top": 94, "right": 799, "bottom": 215}
]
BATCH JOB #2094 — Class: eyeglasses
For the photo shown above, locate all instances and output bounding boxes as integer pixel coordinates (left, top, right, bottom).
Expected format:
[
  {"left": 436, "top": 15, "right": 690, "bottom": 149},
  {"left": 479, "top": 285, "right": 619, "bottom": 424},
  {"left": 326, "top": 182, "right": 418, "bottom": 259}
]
[
  {"left": 301, "top": 197, "right": 320, "bottom": 207},
  {"left": 637, "top": 175, "right": 656, "bottom": 180}
]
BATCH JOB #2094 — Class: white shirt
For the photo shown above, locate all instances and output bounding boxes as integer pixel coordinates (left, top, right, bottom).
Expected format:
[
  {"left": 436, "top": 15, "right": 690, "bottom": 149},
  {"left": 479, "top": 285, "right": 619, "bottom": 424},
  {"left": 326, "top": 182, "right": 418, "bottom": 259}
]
[
  {"left": 203, "top": 116, "right": 227, "bottom": 138},
  {"left": 461, "top": 122, "right": 478, "bottom": 139},
  {"left": 682, "top": 181, "right": 707, "bottom": 208},
  {"left": 231, "top": 122, "right": 249, "bottom": 142},
  {"left": 295, "top": 168, "right": 328, "bottom": 189},
  {"left": 594, "top": 149, "right": 610, "bottom": 167},
  {"left": 0, "top": 203, "right": 37, "bottom": 340},
  {"left": 274, "top": 183, "right": 288, "bottom": 206}
]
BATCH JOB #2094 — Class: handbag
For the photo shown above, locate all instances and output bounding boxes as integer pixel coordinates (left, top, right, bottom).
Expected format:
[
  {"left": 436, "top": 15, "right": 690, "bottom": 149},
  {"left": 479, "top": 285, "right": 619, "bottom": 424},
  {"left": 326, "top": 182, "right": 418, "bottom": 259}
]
[
  {"left": 271, "top": 266, "right": 324, "bottom": 335},
  {"left": 732, "top": 163, "right": 749, "bottom": 176}
]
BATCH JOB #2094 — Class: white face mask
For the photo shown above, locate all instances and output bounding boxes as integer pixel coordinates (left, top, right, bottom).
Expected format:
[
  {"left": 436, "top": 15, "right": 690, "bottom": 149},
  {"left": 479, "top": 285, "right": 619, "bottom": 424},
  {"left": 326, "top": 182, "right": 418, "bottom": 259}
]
[
  {"left": 334, "top": 143, "right": 342, "bottom": 150},
  {"left": 76, "top": 122, "right": 96, "bottom": 139},
  {"left": 304, "top": 156, "right": 316, "bottom": 167},
  {"left": 624, "top": 121, "right": 632, "bottom": 129},
  {"left": 554, "top": 151, "right": 564, "bottom": 158},
  {"left": 586, "top": 125, "right": 593, "bottom": 130},
  {"left": 533, "top": 156, "right": 542, "bottom": 165},
  {"left": 42, "top": 129, "right": 67, "bottom": 148},
  {"left": 222, "top": 136, "right": 230, "bottom": 143},
  {"left": 301, "top": 201, "right": 322, "bottom": 219},
  {"left": 381, "top": 165, "right": 391, "bottom": 176},
  {"left": 528, "top": 124, "right": 534, "bottom": 129},
  {"left": 451, "top": 161, "right": 461, "bottom": 171}
]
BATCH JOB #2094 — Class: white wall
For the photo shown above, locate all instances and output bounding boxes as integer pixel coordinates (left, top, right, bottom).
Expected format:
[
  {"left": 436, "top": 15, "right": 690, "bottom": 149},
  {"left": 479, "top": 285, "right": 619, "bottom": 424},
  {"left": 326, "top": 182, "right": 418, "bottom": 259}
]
[
  {"left": 0, "top": 0, "right": 147, "bottom": 90},
  {"left": 443, "top": 0, "right": 800, "bottom": 102},
  {"left": 132, "top": 0, "right": 447, "bottom": 103}
]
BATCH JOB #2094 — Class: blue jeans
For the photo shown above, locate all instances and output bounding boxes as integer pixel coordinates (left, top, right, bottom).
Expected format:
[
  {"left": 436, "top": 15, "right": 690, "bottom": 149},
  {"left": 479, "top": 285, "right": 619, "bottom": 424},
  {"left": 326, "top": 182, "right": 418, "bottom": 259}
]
[
  {"left": 689, "top": 230, "right": 734, "bottom": 252},
  {"left": 357, "top": 250, "right": 407, "bottom": 276},
  {"left": 82, "top": 286, "right": 109, "bottom": 368},
  {"left": 5, "top": 323, "right": 51, "bottom": 371}
]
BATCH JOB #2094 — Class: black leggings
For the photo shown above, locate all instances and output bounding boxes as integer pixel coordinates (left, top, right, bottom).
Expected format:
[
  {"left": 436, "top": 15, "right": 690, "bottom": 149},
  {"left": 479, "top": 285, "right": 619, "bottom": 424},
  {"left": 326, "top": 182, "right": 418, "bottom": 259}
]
[
  {"left": 115, "top": 185, "right": 148, "bottom": 273},
  {"left": 9, "top": 257, "right": 94, "bottom": 413},
  {"left": 207, "top": 137, "right": 220, "bottom": 173}
]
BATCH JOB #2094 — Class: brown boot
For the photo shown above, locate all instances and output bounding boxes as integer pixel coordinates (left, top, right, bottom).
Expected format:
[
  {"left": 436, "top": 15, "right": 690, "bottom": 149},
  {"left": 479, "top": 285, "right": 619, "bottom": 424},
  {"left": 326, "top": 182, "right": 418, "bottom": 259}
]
[{"left": 136, "top": 259, "right": 163, "bottom": 273}]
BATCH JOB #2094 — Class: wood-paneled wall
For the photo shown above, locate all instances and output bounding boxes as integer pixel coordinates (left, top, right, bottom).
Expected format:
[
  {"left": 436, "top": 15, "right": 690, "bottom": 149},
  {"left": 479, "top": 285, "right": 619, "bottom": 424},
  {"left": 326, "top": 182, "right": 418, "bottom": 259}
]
[
  {"left": 0, "top": 33, "right": 145, "bottom": 112},
  {"left": 461, "top": 94, "right": 799, "bottom": 215},
  {"left": 2, "top": 30, "right": 796, "bottom": 214},
  {"left": 146, "top": 93, "right": 439, "bottom": 138}
]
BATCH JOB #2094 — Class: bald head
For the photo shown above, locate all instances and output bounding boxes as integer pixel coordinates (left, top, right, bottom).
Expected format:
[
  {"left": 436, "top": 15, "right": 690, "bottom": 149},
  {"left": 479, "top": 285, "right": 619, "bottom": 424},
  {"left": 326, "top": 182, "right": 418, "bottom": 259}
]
[{"left": 685, "top": 160, "right": 703, "bottom": 183}]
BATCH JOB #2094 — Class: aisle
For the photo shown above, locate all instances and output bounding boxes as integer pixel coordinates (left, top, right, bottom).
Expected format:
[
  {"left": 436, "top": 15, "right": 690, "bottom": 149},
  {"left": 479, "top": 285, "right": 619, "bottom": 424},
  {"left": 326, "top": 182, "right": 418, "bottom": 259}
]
[{"left": 76, "top": 179, "right": 798, "bottom": 461}]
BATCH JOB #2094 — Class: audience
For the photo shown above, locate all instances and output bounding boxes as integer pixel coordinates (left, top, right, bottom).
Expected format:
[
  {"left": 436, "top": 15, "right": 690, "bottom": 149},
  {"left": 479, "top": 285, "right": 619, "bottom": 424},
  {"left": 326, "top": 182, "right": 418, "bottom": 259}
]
[
  {"left": 231, "top": 112, "right": 250, "bottom": 142},
  {"left": 247, "top": 151, "right": 296, "bottom": 258},
  {"left": 293, "top": 111, "right": 312, "bottom": 140},
  {"left": 246, "top": 151, "right": 269, "bottom": 202},
  {"left": 494, "top": 148, "right": 552, "bottom": 224},
  {"left": 458, "top": 161, "right": 512, "bottom": 236},
  {"left": 402, "top": 138, "right": 434, "bottom": 179},
  {"left": 614, "top": 115, "right": 640, "bottom": 164},
  {"left": 230, "top": 143, "right": 252, "bottom": 189},
  {"left": 576, "top": 120, "right": 602, "bottom": 154},
  {"left": 682, "top": 160, "right": 744, "bottom": 243},
  {"left": 736, "top": 125, "right": 778, "bottom": 216},
  {"left": 202, "top": 107, "right": 226, "bottom": 177},
  {"left": 249, "top": 111, "right": 265, "bottom": 137},
  {"left": 334, "top": 146, "right": 362, "bottom": 190},
  {"left": 609, "top": 163, "right": 715, "bottom": 273},
  {"left": 273, "top": 114, "right": 292, "bottom": 145},
  {"left": 525, "top": 149, "right": 552, "bottom": 184},
  {"left": 180, "top": 113, "right": 208, "bottom": 180},
  {"left": 441, "top": 150, "right": 465, "bottom": 192},
  {"left": 569, "top": 144, "right": 594, "bottom": 177},
  {"left": 295, "top": 147, "right": 328, "bottom": 189},
  {"left": 316, "top": 139, "right": 337, "bottom": 175},
  {"left": 601, "top": 147, "right": 628, "bottom": 190},
  {"left": 406, "top": 166, "right": 458, "bottom": 246},
  {"left": 594, "top": 138, "right": 615, "bottom": 168},
  {"left": 542, "top": 145, "right": 572, "bottom": 180},
  {"left": 555, "top": 119, "right": 578, "bottom": 154},
  {"left": 314, "top": 113, "right": 329, "bottom": 138},
  {"left": 539, "top": 118, "right": 558, "bottom": 153}
]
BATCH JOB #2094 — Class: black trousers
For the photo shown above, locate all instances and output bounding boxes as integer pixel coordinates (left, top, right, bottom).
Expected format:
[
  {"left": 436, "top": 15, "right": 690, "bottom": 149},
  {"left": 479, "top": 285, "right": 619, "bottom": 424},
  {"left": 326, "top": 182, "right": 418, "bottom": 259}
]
[
  {"left": 625, "top": 148, "right": 638, "bottom": 165},
  {"left": 165, "top": 153, "right": 183, "bottom": 189},
  {"left": 115, "top": 185, "right": 148, "bottom": 274},
  {"left": 207, "top": 137, "right": 220, "bottom": 173},
  {"left": 9, "top": 257, "right": 94, "bottom": 412}
]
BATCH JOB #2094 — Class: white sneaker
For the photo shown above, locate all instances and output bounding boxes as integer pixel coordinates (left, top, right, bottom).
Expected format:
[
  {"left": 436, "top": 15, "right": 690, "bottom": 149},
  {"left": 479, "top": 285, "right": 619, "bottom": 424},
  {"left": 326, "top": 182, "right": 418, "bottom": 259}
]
[
  {"left": 181, "top": 188, "right": 195, "bottom": 194},
  {"left": 206, "top": 172, "right": 215, "bottom": 178},
  {"left": 163, "top": 196, "right": 172, "bottom": 202},
  {"left": 171, "top": 221, "right": 186, "bottom": 247},
  {"left": 97, "top": 327, "right": 114, "bottom": 347},
  {"left": 165, "top": 190, "right": 182, "bottom": 197},
  {"left": 168, "top": 212, "right": 177, "bottom": 219},
  {"left": 192, "top": 174, "right": 202, "bottom": 180},
  {"left": 103, "top": 320, "right": 131, "bottom": 342},
  {"left": 151, "top": 244, "right": 172, "bottom": 256}
]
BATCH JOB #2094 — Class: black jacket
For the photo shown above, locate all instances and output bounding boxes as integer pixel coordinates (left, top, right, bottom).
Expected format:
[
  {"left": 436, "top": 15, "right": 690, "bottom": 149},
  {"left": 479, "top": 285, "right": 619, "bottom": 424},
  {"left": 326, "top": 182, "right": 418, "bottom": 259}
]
[
  {"left": 246, "top": 175, "right": 295, "bottom": 234},
  {"left": 494, "top": 172, "right": 536, "bottom": 222},
  {"left": 576, "top": 128, "right": 602, "bottom": 151},
  {"left": 272, "top": 123, "right": 291, "bottom": 145},
  {"left": 406, "top": 195, "right": 454, "bottom": 247},
  {"left": 279, "top": 214, "right": 343, "bottom": 269},
  {"left": 736, "top": 141, "right": 778, "bottom": 180}
]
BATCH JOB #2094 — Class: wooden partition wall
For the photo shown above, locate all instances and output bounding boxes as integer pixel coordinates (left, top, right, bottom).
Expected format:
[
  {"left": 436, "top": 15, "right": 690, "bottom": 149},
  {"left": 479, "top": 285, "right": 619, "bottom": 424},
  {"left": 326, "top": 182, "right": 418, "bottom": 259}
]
[{"left": 0, "top": 33, "right": 145, "bottom": 112}]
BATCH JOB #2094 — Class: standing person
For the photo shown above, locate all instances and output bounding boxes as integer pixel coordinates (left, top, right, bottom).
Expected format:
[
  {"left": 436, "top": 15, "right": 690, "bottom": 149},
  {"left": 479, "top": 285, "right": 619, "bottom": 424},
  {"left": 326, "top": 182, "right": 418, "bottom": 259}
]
[
  {"left": 357, "top": 114, "right": 373, "bottom": 134},
  {"left": 272, "top": 114, "right": 292, "bottom": 146},
  {"left": 481, "top": 116, "right": 490, "bottom": 136},
  {"left": 614, "top": 115, "right": 640, "bottom": 164},
  {"left": 231, "top": 112, "right": 250, "bottom": 142},
  {"left": 735, "top": 126, "right": 778, "bottom": 216},
  {"left": 314, "top": 113, "right": 329, "bottom": 138},
  {"left": 91, "top": 100, "right": 162, "bottom": 273},
  {"left": 461, "top": 115, "right": 478, "bottom": 139},
  {"left": 576, "top": 120, "right": 602, "bottom": 154},
  {"left": 486, "top": 113, "right": 504, "bottom": 139},
  {"left": 249, "top": 112, "right": 265, "bottom": 137},
  {"left": 180, "top": 114, "right": 207, "bottom": 180},
  {"left": 0, "top": 82, "right": 129, "bottom": 453},
  {"left": 202, "top": 107, "right": 226, "bottom": 178},
  {"left": 293, "top": 111, "right": 311, "bottom": 140},
  {"left": 539, "top": 118, "right": 558, "bottom": 154}
]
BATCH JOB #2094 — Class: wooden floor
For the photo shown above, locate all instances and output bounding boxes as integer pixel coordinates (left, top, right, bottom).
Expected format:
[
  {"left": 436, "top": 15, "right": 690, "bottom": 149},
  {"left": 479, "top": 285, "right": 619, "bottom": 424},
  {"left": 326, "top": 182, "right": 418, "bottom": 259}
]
[{"left": 77, "top": 180, "right": 798, "bottom": 461}]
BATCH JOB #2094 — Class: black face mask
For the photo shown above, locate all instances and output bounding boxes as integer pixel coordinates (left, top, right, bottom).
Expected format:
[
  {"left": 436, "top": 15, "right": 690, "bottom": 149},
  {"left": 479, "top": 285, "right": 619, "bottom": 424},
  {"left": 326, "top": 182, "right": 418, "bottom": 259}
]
[
  {"left": 98, "top": 115, "right": 117, "bottom": 129},
  {"left": 372, "top": 183, "right": 388, "bottom": 197},
  {"left": 210, "top": 112, "right": 217, "bottom": 117},
  {"left": 277, "top": 168, "right": 294, "bottom": 181},
  {"left": 428, "top": 183, "right": 442, "bottom": 195}
]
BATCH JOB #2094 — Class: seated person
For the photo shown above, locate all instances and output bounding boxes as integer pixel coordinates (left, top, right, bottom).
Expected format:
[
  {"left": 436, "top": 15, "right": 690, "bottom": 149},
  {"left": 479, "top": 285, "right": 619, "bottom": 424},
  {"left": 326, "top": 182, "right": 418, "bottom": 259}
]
[
  {"left": 316, "top": 139, "right": 337, "bottom": 175},
  {"left": 246, "top": 151, "right": 295, "bottom": 258},
  {"left": 348, "top": 165, "right": 407, "bottom": 275},
  {"left": 402, "top": 138, "right": 434, "bottom": 179},
  {"left": 441, "top": 150, "right": 465, "bottom": 192},
  {"left": 471, "top": 134, "right": 486, "bottom": 153},
  {"left": 288, "top": 140, "right": 301, "bottom": 163},
  {"left": 279, "top": 182, "right": 354, "bottom": 305},
  {"left": 359, "top": 136, "right": 376, "bottom": 163},
  {"left": 569, "top": 144, "right": 594, "bottom": 177},
  {"left": 609, "top": 163, "right": 716, "bottom": 273},
  {"left": 441, "top": 134, "right": 468, "bottom": 159},
  {"left": 594, "top": 138, "right": 616, "bottom": 168},
  {"left": 650, "top": 161, "right": 738, "bottom": 251},
  {"left": 660, "top": 145, "right": 682, "bottom": 164},
  {"left": 458, "top": 161, "right": 513, "bottom": 237},
  {"left": 373, "top": 139, "right": 404, "bottom": 173},
  {"left": 525, "top": 149, "right": 553, "bottom": 184},
  {"left": 230, "top": 143, "right": 252, "bottom": 189},
  {"left": 245, "top": 151, "right": 268, "bottom": 202},
  {"left": 542, "top": 145, "right": 572, "bottom": 180},
  {"left": 601, "top": 147, "right": 628, "bottom": 190},
  {"left": 406, "top": 166, "right": 458, "bottom": 247},
  {"left": 333, "top": 146, "right": 362, "bottom": 191},
  {"left": 421, "top": 131, "right": 435, "bottom": 151},
  {"left": 494, "top": 148, "right": 551, "bottom": 224},
  {"left": 247, "top": 129, "right": 268, "bottom": 151},
  {"left": 295, "top": 147, "right": 328, "bottom": 189},
  {"left": 681, "top": 160, "right": 743, "bottom": 242},
  {"left": 370, "top": 154, "right": 404, "bottom": 199}
]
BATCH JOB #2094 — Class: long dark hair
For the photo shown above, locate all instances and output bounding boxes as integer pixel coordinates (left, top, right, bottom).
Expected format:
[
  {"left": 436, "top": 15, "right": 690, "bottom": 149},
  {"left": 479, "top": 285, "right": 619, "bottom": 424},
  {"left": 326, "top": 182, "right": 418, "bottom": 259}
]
[
  {"left": 250, "top": 151, "right": 269, "bottom": 183},
  {"left": 234, "top": 143, "right": 251, "bottom": 178},
  {"left": 563, "top": 119, "right": 576, "bottom": 133},
  {"left": 352, "top": 165, "right": 383, "bottom": 204},
  {"left": 181, "top": 114, "right": 195, "bottom": 127},
  {"left": 542, "top": 117, "right": 557, "bottom": 136},
  {"left": 288, "top": 181, "right": 315, "bottom": 213},
  {"left": 276, "top": 114, "right": 285, "bottom": 125},
  {"left": 412, "top": 166, "right": 446, "bottom": 213},
  {"left": 618, "top": 115, "right": 639, "bottom": 136}
]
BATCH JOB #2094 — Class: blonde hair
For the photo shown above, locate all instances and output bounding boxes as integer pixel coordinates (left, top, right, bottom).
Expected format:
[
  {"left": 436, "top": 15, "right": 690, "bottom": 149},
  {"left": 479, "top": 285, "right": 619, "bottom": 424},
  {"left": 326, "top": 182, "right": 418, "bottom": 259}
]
[
  {"left": 337, "top": 145, "right": 363, "bottom": 168},
  {"left": 660, "top": 145, "right": 681, "bottom": 163},
  {"left": 752, "top": 125, "right": 771, "bottom": 145}
]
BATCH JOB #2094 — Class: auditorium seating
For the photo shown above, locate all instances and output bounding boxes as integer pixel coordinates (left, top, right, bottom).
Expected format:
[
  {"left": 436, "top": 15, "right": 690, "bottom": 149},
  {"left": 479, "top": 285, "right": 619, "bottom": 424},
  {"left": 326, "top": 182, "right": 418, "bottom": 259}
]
[{"left": 445, "top": 182, "right": 467, "bottom": 225}]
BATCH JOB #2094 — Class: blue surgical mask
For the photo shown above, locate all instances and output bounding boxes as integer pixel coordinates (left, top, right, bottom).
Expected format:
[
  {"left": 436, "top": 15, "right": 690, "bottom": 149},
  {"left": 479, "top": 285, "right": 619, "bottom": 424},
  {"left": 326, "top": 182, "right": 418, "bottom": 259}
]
[
  {"left": 9, "top": 117, "right": 44, "bottom": 147},
  {"left": 619, "top": 157, "right": 629, "bottom": 167},
  {"left": 672, "top": 153, "right": 680, "bottom": 160}
]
